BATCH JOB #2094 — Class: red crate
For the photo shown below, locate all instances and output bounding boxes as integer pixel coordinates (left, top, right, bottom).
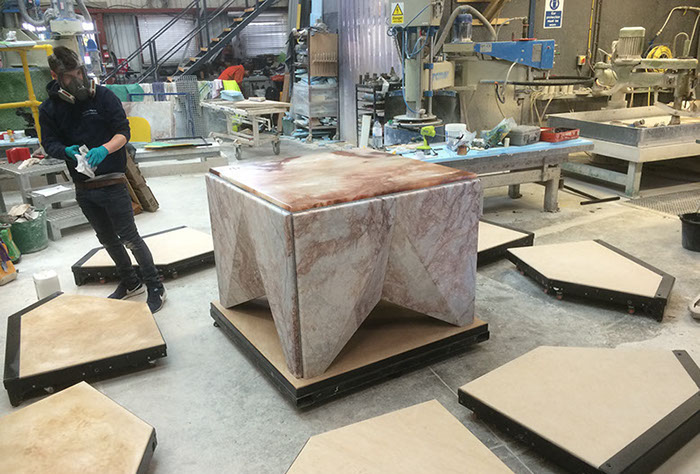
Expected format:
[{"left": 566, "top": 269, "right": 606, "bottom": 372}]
[{"left": 540, "top": 127, "right": 579, "bottom": 142}]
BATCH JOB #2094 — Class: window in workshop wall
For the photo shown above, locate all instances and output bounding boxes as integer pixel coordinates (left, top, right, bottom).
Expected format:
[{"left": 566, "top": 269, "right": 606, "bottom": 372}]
[
  {"left": 137, "top": 15, "right": 199, "bottom": 65},
  {"left": 238, "top": 13, "right": 287, "bottom": 57}
]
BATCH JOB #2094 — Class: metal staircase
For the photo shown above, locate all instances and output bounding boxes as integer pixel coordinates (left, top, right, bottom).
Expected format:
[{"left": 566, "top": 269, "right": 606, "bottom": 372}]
[
  {"left": 105, "top": 0, "right": 277, "bottom": 84},
  {"left": 169, "top": 0, "right": 278, "bottom": 81}
]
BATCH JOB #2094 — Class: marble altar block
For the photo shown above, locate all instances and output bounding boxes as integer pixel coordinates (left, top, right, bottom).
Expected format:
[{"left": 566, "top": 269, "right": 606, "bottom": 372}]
[{"left": 206, "top": 150, "right": 482, "bottom": 378}]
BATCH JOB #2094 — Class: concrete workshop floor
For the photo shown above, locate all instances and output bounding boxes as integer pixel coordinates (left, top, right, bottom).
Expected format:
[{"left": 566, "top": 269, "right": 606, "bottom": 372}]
[{"left": 1, "top": 139, "right": 699, "bottom": 473}]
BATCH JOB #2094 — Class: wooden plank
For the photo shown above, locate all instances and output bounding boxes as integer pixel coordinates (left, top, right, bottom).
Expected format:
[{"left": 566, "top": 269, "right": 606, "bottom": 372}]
[
  {"left": 213, "top": 300, "right": 487, "bottom": 390},
  {"left": 277, "top": 73, "right": 291, "bottom": 131}
]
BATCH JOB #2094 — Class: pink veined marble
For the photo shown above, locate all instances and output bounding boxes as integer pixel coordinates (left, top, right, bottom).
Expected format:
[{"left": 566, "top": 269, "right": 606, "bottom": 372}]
[
  {"left": 210, "top": 149, "right": 476, "bottom": 212},
  {"left": 207, "top": 151, "right": 482, "bottom": 378}
]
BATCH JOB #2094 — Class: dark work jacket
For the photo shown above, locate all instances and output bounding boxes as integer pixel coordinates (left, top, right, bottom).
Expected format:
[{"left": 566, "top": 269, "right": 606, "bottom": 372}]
[{"left": 39, "top": 81, "right": 131, "bottom": 183}]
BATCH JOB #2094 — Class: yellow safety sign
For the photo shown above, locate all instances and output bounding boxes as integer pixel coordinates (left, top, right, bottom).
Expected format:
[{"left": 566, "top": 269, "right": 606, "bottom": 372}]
[{"left": 391, "top": 2, "right": 404, "bottom": 24}]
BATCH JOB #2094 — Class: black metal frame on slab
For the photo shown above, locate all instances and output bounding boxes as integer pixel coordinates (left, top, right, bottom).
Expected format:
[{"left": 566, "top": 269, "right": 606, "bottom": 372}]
[
  {"left": 3, "top": 292, "right": 168, "bottom": 407},
  {"left": 71, "top": 226, "right": 215, "bottom": 286},
  {"left": 136, "top": 429, "right": 158, "bottom": 474},
  {"left": 210, "top": 303, "right": 490, "bottom": 408},
  {"left": 477, "top": 220, "right": 535, "bottom": 267},
  {"left": 505, "top": 239, "right": 674, "bottom": 321},
  {"left": 458, "top": 350, "right": 700, "bottom": 474}
]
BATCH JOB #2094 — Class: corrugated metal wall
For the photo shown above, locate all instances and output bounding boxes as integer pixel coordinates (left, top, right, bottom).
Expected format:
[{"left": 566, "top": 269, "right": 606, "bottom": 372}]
[
  {"left": 104, "top": 14, "right": 142, "bottom": 71},
  {"left": 338, "top": 0, "right": 399, "bottom": 144}
]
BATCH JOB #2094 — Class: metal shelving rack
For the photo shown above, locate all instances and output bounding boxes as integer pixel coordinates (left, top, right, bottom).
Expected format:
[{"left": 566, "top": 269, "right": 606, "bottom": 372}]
[
  {"left": 355, "top": 84, "right": 386, "bottom": 142},
  {"left": 291, "top": 32, "right": 339, "bottom": 142}
]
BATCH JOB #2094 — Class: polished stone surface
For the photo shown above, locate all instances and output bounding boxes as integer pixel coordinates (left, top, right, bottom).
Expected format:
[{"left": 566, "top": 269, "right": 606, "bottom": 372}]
[
  {"left": 0, "top": 382, "right": 154, "bottom": 473},
  {"left": 211, "top": 150, "right": 476, "bottom": 212},
  {"left": 207, "top": 160, "right": 482, "bottom": 378}
]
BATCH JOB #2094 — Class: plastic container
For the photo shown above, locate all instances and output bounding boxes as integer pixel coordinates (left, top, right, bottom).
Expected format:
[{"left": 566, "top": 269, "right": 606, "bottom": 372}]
[
  {"left": 508, "top": 125, "right": 541, "bottom": 146},
  {"left": 372, "top": 120, "right": 383, "bottom": 149},
  {"left": 680, "top": 212, "right": 700, "bottom": 252},
  {"left": 452, "top": 14, "right": 473, "bottom": 43},
  {"left": 10, "top": 208, "right": 48, "bottom": 254},
  {"left": 33, "top": 270, "right": 61, "bottom": 299},
  {"left": 540, "top": 127, "right": 579, "bottom": 142},
  {"left": 445, "top": 123, "right": 467, "bottom": 148}
]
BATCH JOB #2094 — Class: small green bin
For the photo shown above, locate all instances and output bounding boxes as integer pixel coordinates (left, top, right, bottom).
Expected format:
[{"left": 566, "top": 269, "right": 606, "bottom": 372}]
[{"left": 10, "top": 208, "right": 49, "bottom": 254}]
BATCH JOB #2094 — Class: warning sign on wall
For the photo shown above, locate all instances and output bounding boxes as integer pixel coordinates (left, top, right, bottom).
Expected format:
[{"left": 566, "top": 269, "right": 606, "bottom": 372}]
[
  {"left": 544, "top": 0, "right": 564, "bottom": 29},
  {"left": 391, "top": 2, "right": 405, "bottom": 25}
]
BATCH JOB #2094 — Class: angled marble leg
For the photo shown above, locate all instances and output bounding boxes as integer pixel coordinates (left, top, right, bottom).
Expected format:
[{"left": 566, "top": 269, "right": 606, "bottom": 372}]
[
  {"left": 207, "top": 175, "right": 302, "bottom": 375},
  {"left": 382, "top": 180, "right": 482, "bottom": 326},
  {"left": 292, "top": 197, "right": 396, "bottom": 377}
]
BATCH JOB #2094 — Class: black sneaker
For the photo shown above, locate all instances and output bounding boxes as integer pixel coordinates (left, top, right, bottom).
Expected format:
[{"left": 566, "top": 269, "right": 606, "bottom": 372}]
[
  {"left": 147, "top": 286, "right": 167, "bottom": 313},
  {"left": 108, "top": 281, "right": 145, "bottom": 300}
]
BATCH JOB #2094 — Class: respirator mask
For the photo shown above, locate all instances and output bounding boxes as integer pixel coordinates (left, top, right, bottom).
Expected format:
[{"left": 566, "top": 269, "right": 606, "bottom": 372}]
[{"left": 57, "top": 66, "right": 96, "bottom": 104}]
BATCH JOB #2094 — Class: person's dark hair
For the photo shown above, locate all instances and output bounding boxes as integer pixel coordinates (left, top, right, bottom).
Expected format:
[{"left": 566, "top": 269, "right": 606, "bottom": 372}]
[{"left": 48, "top": 46, "right": 82, "bottom": 74}]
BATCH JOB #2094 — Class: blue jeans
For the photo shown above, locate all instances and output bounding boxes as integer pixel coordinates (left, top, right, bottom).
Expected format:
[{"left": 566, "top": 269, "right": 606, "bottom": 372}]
[{"left": 76, "top": 183, "right": 162, "bottom": 288}]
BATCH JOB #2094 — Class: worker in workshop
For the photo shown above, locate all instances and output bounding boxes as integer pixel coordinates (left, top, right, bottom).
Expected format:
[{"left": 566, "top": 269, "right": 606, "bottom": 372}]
[
  {"left": 38, "top": 46, "right": 166, "bottom": 313},
  {"left": 218, "top": 59, "right": 246, "bottom": 83}
]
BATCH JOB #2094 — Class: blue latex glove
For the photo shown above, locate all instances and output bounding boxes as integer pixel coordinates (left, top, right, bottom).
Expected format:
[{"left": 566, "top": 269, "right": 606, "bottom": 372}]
[
  {"left": 87, "top": 146, "right": 109, "bottom": 168},
  {"left": 64, "top": 145, "right": 81, "bottom": 161}
]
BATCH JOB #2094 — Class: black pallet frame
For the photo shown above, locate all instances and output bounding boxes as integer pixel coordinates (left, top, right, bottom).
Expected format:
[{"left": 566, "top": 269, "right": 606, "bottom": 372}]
[
  {"left": 477, "top": 220, "right": 535, "bottom": 267},
  {"left": 459, "top": 350, "right": 700, "bottom": 474},
  {"left": 210, "top": 303, "right": 489, "bottom": 408},
  {"left": 4, "top": 292, "right": 168, "bottom": 406},
  {"left": 506, "top": 239, "right": 674, "bottom": 321},
  {"left": 71, "top": 226, "right": 215, "bottom": 285},
  {"left": 137, "top": 429, "right": 158, "bottom": 474}
]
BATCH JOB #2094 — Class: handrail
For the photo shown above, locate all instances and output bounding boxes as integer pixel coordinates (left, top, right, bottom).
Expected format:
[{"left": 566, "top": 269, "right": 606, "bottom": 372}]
[
  {"left": 135, "top": 0, "right": 239, "bottom": 83},
  {"left": 102, "top": 0, "right": 199, "bottom": 82}
]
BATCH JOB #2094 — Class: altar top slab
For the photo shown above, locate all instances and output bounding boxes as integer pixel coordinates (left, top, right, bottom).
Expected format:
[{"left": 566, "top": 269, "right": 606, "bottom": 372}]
[{"left": 210, "top": 150, "right": 477, "bottom": 212}]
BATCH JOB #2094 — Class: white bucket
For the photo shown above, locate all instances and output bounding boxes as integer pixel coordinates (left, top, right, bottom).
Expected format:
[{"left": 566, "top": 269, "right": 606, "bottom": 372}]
[{"left": 33, "top": 270, "right": 61, "bottom": 300}]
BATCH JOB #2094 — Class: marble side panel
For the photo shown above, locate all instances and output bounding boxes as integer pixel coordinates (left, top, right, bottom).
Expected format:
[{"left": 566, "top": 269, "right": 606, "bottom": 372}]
[
  {"left": 383, "top": 180, "right": 482, "bottom": 326},
  {"left": 207, "top": 174, "right": 303, "bottom": 376},
  {"left": 292, "top": 197, "right": 396, "bottom": 377},
  {"left": 206, "top": 174, "right": 264, "bottom": 307}
]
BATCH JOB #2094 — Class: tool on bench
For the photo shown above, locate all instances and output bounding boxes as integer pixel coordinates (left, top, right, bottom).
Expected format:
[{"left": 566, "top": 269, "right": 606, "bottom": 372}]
[{"left": 417, "top": 126, "right": 437, "bottom": 154}]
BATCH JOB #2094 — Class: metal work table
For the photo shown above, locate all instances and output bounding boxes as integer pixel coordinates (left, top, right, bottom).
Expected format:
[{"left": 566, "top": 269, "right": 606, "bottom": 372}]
[
  {"left": 0, "top": 137, "right": 40, "bottom": 152},
  {"left": 549, "top": 105, "right": 700, "bottom": 196},
  {"left": 0, "top": 160, "right": 68, "bottom": 213},
  {"left": 396, "top": 139, "right": 593, "bottom": 212}
]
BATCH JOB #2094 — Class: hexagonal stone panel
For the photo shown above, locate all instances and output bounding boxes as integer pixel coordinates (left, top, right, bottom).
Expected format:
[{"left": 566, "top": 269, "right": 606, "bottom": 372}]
[
  {"left": 288, "top": 400, "right": 513, "bottom": 473},
  {"left": 0, "top": 382, "right": 156, "bottom": 473},
  {"left": 4, "top": 293, "right": 167, "bottom": 406},
  {"left": 459, "top": 346, "right": 700, "bottom": 474}
]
